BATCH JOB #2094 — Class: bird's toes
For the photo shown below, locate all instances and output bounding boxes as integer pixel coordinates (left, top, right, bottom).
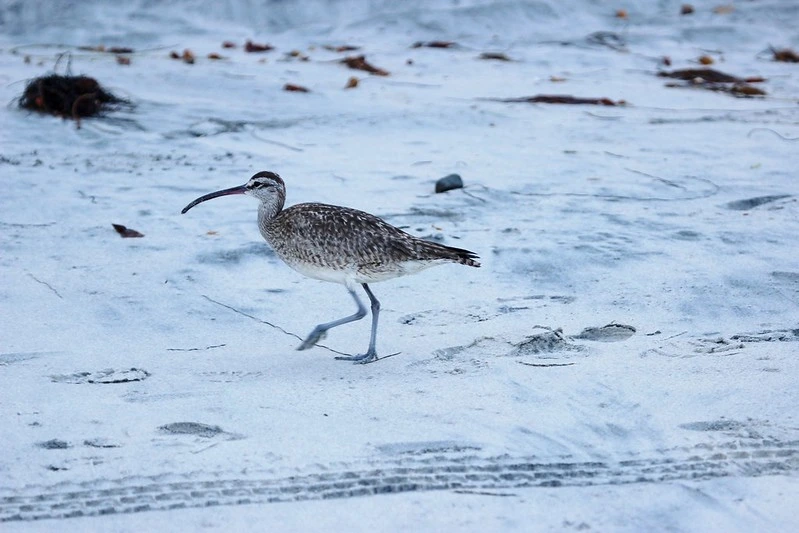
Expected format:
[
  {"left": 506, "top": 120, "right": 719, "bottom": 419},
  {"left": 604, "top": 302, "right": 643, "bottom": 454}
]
[
  {"left": 297, "top": 329, "right": 326, "bottom": 350},
  {"left": 296, "top": 339, "right": 314, "bottom": 351},
  {"left": 334, "top": 352, "right": 377, "bottom": 364}
]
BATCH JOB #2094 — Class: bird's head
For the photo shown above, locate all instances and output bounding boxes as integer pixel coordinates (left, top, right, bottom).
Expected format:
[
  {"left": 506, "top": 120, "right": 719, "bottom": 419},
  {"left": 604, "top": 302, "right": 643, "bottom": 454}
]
[
  {"left": 181, "top": 171, "right": 285, "bottom": 214},
  {"left": 243, "top": 171, "right": 285, "bottom": 202}
]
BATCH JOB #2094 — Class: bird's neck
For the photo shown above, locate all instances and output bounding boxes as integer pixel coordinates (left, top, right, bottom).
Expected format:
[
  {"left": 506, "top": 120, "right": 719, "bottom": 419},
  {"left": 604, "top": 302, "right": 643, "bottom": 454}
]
[{"left": 257, "top": 198, "right": 283, "bottom": 239}]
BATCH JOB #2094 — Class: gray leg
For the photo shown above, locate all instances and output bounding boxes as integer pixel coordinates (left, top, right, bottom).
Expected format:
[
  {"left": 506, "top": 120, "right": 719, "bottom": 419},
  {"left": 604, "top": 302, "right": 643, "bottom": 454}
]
[
  {"left": 335, "top": 283, "right": 380, "bottom": 364},
  {"left": 297, "top": 287, "right": 367, "bottom": 351}
]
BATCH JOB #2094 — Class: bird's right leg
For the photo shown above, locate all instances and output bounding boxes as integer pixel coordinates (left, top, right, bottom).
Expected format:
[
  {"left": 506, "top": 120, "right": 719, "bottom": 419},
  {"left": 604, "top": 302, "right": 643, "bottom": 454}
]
[
  {"left": 335, "top": 283, "right": 379, "bottom": 364},
  {"left": 297, "top": 287, "right": 367, "bottom": 351}
]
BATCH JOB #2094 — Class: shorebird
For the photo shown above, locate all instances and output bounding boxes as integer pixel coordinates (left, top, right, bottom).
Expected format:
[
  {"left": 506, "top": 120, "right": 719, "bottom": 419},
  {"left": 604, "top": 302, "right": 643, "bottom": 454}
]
[{"left": 182, "top": 171, "right": 480, "bottom": 364}]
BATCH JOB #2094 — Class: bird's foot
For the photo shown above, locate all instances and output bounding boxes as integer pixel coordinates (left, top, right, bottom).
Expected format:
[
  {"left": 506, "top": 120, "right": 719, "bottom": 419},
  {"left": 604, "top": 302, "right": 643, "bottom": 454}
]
[
  {"left": 335, "top": 351, "right": 378, "bottom": 365},
  {"left": 297, "top": 327, "right": 327, "bottom": 351}
]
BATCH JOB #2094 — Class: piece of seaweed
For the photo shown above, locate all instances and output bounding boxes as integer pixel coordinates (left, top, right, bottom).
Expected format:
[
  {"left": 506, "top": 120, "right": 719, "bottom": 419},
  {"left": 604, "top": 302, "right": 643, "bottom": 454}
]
[{"left": 19, "top": 74, "right": 128, "bottom": 126}]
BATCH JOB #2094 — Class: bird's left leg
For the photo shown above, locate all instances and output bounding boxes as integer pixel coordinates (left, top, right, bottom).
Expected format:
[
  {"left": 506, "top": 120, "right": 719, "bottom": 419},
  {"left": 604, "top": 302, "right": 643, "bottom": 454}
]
[
  {"left": 335, "top": 283, "right": 380, "bottom": 364},
  {"left": 297, "top": 286, "right": 367, "bottom": 351}
]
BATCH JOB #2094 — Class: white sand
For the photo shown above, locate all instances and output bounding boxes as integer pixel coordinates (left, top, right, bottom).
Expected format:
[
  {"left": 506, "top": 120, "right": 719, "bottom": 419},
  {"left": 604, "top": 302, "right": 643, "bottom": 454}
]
[{"left": 1, "top": 0, "right": 798, "bottom": 530}]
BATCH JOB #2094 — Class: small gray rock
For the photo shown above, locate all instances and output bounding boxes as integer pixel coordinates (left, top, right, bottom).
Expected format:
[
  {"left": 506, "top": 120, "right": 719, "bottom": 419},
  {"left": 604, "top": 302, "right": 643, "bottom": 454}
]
[
  {"left": 724, "top": 195, "right": 791, "bottom": 211},
  {"left": 435, "top": 174, "right": 463, "bottom": 193}
]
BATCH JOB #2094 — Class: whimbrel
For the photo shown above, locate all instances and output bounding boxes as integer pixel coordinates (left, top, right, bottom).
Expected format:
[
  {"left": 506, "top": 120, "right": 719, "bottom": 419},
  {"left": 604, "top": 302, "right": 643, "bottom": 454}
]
[{"left": 182, "top": 171, "right": 480, "bottom": 364}]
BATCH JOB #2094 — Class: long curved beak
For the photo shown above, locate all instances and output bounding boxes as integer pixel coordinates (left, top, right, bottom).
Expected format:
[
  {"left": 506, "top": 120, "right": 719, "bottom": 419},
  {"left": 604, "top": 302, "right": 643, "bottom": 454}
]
[{"left": 181, "top": 184, "right": 247, "bottom": 214}]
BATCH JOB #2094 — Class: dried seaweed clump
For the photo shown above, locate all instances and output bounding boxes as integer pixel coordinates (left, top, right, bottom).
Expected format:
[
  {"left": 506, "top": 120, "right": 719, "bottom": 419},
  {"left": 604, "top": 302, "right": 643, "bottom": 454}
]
[
  {"left": 340, "top": 55, "right": 390, "bottom": 76},
  {"left": 658, "top": 68, "right": 767, "bottom": 97},
  {"left": 19, "top": 74, "right": 127, "bottom": 125},
  {"left": 772, "top": 48, "right": 799, "bottom": 63},
  {"left": 490, "top": 95, "right": 625, "bottom": 106}
]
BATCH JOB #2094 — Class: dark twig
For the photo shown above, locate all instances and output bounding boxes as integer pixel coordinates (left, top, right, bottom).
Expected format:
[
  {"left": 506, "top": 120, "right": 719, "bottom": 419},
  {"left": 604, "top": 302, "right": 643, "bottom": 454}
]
[
  {"left": 201, "top": 295, "right": 351, "bottom": 356},
  {"left": 77, "top": 191, "right": 97, "bottom": 204},
  {"left": 517, "top": 361, "right": 575, "bottom": 367},
  {"left": 461, "top": 188, "right": 488, "bottom": 203},
  {"left": 53, "top": 51, "right": 73, "bottom": 74},
  {"left": 625, "top": 168, "right": 685, "bottom": 190},
  {"left": 359, "top": 351, "right": 402, "bottom": 364},
  {"left": 663, "top": 331, "right": 688, "bottom": 341},
  {"left": 512, "top": 168, "right": 720, "bottom": 202},
  {"left": 747, "top": 128, "right": 799, "bottom": 141},
  {"left": 0, "top": 220, "right": 55, "bottom": 228},
  {"left": 166, "top": 344, "right": 227, "bottom": 352},
  {"left": 249, "top": 132, "right": 304, "bottom": 152},
  {"left": 454, "top": 489, "right": 518, "bottom": 497},
  {"left": 27, "top": 273, "right": 63, "bottom": 299}
]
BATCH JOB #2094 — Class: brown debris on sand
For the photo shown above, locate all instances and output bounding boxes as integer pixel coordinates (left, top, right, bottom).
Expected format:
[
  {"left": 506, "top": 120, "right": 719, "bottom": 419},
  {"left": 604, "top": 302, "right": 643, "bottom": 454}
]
[
  {"left": 283, "top": 83, "right": 310, "bottom": 93},
  {"left": 657, "top": 68, "right": 763, "bottom": 83},
  {"left": 479, "top": 52, "right": 512, "bottom": 61},
  {"left": 340, "top": 55, "right": 389, "bottom": 76},
  {"left": 78, "top": 45, "right": 135, "bottom": 54},
  {"left": 659, "top": 68, "right": 767, "bottom": 97},
  {"left": 727, "top": 84, "right": 766, "bottom": 96},
  {"left": 19, "top": 74, "right": 128, "bottom": 127},
  {"left": 663, "top": 82, "right": 766, "bottom": 97},
  {"left": 772, "top": 47, "right": 799, "bottom": 63},
  {"left": 324, "top": 45, "right": 360, "bottom": 53},
  {"left": 245, "top": 40, "right": 274, "bottom": 53},
  {"left": 490, "top": 95, "right": 625, "bottom": 106},
  {"left": 112, "top": 224, "right": 144, "bottom": 238},
  {"left": 286, "top": 50, "right": 310, "bottom": 61},
  {"left": 169, "top": 49, "right": 196, "bottom": 64},
  {"left": 412, "top": 41, "right": 457, "bottom": 49}
]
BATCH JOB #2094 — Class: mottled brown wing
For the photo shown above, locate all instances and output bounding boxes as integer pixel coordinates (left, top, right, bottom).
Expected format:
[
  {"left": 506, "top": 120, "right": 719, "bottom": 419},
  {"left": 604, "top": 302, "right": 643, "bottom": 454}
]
[
  {"left": 274, "top": 203, "right": 479, "bottom": 269},
  {"left": 273, "top": 203, "right": 416, "bottom": 268}
]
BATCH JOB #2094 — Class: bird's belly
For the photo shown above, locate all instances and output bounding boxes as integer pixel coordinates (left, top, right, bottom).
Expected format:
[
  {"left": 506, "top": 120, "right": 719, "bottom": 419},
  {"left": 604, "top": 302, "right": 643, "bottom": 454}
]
[
  {"left": 281, "top": 257, "right": 443, "bottom": 285},
  {"left": 284, "top": 260, "right": 354, "bottom": 284}
]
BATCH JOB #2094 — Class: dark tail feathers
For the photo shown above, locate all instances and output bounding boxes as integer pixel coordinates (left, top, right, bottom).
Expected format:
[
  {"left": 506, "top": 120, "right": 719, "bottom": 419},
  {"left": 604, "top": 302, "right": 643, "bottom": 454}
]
[{"left": 420, "top": 241, "right": 481, "bottom": 267}]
